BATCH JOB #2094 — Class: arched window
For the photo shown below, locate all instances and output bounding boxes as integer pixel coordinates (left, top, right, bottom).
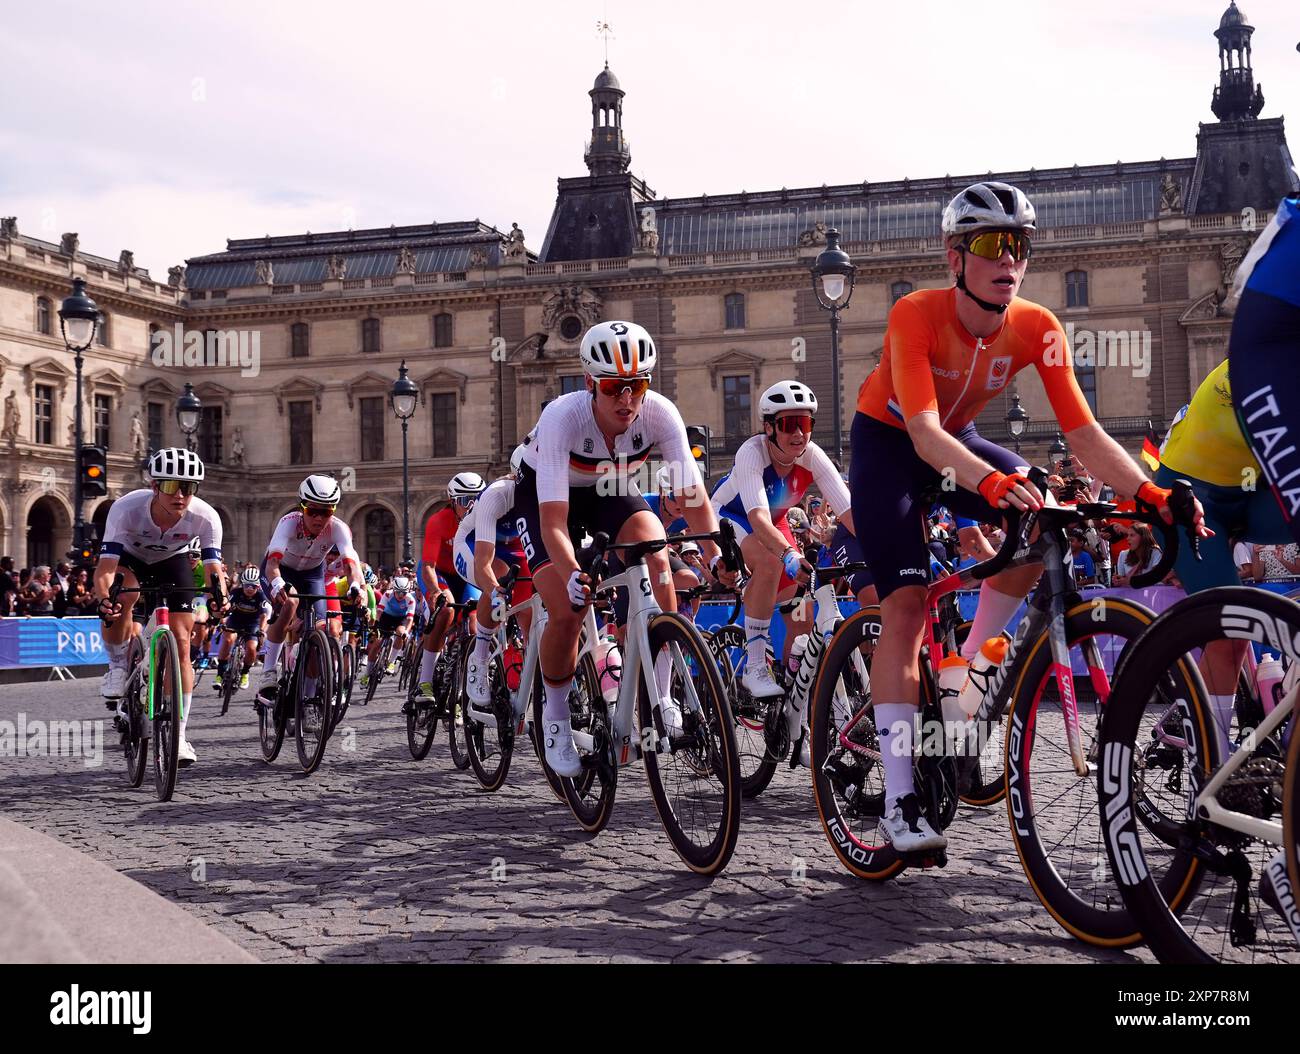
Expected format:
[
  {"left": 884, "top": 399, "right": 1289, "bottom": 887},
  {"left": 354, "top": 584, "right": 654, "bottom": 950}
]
[
  {"left": 1065, "top": 270, "right": 1089, "bottom": 309},
  {"left": 890, "top": 280, "right": 914, "bottom": 306}
]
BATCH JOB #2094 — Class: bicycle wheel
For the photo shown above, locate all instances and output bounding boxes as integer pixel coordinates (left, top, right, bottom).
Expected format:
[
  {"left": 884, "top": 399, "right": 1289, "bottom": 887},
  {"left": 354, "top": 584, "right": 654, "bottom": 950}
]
[
  {"left": 1098, "top": 587, "right": 1300, "bottom": 963},
  {"left": 465, "top": 651, "right": 515, "bottom": 791},
  {"left": 1286, "top": 708, "right": 1300, "bottom": 912},
  {"left": 332, "top": 636, "right": 352, "bottom": 733},
  {"left": 364, "top": 640, "right": 388, "bottom": 705},
  {"left": 955, "top": 621, "right": 1011, "bottom": 807},
  {"left": 637, "top": 612, "right": 741, "bottom": 875},
  {"left": 535, "top": 652, "right": 616, "bottom": 834},
  {"left": 809, "top": 606, "right": 909, "bottom": 880},
  {"left": 706, "top": 623, "right": 778, "bottom": 799},
  {"left": 150, "top": 630, "right": 183, "bottom": 802},
  {"left": 446, "top": 640, "right": 472, "bottom": 771},
  {"left": 406, "top": 654, "right": 439, "bottom": 761},
  {"left": 123, "top": 636, "right": 148, "bottom": 787},
  {"left": 295, "top": 629, "right": 333, "bottom": 774},
  {"left": 1005, "top": 596, "right": 1197, "bottom": 946},
  {"left": 220, "top": 650, "right": 237, "bottom": 716}
]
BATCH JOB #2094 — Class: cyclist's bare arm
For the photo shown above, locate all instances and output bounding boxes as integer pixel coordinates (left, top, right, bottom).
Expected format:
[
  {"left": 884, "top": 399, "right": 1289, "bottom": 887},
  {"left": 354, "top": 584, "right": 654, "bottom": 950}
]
[
  {"left": 906, "top": 411, "right": 1043, "bottom": 511},
  {"left": 421, "top": 561, "right": 439, "bottom": 596}
]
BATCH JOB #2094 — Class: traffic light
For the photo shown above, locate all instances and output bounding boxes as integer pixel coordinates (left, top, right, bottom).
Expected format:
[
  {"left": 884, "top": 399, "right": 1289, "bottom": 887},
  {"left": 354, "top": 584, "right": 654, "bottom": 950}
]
[
  {"left": 80, "top": 444, "right": 108, "bottom": 497},
  {"left": 685, "top": 424, "right": 711, "bottom": 481},
  {"left": 70, "top": 523, "right": 98, "bottom": 565}
]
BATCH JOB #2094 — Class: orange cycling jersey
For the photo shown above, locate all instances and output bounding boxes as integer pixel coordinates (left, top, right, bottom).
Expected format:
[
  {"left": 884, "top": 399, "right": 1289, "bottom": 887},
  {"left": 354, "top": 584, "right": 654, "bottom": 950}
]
[{"left": 856, "top": 288, "right": 1094, "bottom": 435}]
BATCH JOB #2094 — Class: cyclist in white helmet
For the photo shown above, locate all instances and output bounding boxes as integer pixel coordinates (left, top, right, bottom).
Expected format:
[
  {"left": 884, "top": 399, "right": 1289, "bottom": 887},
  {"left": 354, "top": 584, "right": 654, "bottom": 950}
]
[
  {"left": 409, "top": 472, "right": 487, "bottom": 698},
  {"left": 258, "top": 474, "right": 364, "bottom": 697},
  {"left": 710, "top": 380, "right": 856, "bottom": 763},
  {"left": 514, "top": 320, "right": 738, "bottom": 777},
  {"left": 94, "top": 447, "right": 228, "bottom": 766}
]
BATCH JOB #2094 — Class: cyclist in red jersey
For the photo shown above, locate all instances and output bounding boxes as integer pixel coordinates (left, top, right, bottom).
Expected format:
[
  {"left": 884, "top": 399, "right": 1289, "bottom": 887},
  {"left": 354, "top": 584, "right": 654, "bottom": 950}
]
[
  {"left": 848, "top": 181, "right": 1207, "bottom": 853},
  {"left": 415, "top": 472, "right": 486, "bottom": 697}
]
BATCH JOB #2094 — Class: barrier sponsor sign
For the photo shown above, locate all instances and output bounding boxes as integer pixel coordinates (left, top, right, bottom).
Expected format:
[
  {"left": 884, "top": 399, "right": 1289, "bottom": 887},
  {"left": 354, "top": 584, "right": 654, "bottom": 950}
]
[{"left": 0, "top": 617, "right": 106, "bottom": 669}]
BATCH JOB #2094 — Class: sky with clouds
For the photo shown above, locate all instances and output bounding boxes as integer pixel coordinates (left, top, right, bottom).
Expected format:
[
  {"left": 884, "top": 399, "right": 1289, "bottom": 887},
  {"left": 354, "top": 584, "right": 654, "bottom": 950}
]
[{"left": 2, "top": 0, "right": 1296, "bottom": 279}]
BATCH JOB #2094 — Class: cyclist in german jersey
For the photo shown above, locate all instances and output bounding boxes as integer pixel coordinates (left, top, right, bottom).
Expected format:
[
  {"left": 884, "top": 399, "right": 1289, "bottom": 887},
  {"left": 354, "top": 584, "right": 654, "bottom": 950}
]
[
  {"left": 710, "top": 380, "right": 856, "bottom": 699},
  {"left": 516, "top": 320, "right": 737, "bottom": 777},
  {"left": 413, "top": 472, "right": 486, "bottom": 700},
  {"left": 850, "top": 181, "right": 1206, "bottom": 853},
  {"left": 94, "top": 448, "right": 227, "bottom": 766},
  {"left": 258, "top": 474, "right": 363, "bottom": 695},
  {"left": 452, "top": 446, "right": 537, "bottom": 714}
]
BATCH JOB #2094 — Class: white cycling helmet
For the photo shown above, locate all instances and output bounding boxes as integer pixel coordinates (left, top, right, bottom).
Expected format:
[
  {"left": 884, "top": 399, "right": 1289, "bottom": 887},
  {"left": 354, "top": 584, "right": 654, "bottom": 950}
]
[
  {"left": 148, "top": 447, "right": 205, "bottom": 482},
  {"left": 941, "top": 181, "right": 1036, "bottom": 238},
  {"left": 391, "top": 575, "right": 411, "bottom": 594},
  {"left": 299, "top": 474, "right": 342, "bottom": 505},
  {"left": 239, "top": 566, "right": 261, "bottom": 586},
  {"left": 580, "top": 320, "right": 657, "bottom": 379},
  {"left": 447, "top": 471, "right": 486, "bottom": 500},
  {"left": 510, "top": 444, "right": 529, "bottom": 476},
  {"left": 759, "top": 380, "right": 818, "bottom": 418}
]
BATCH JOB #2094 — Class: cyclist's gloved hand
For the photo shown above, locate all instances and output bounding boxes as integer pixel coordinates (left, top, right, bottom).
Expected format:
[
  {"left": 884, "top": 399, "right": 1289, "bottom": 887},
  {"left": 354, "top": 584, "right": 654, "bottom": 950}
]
[
  {"left": 566, "top": 570, "right": 591, "bottom": 608},
  {"left": 96, "top": 597, "right": 120, "bottom": 621},
  {"left": 978, "top": 470, "right": 1042, "bottom": 512},
  {"left": 782, "top": 547, "right": 811, "bottom": 582},
  {"left": 348, "top": 582, "right": 362, "bottom": 602}
]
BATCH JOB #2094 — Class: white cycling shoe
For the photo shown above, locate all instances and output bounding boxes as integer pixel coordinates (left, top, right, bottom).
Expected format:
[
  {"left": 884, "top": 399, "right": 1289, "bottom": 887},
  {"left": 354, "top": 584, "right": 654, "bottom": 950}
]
[
  {"left": 257, "top": 668, "right": 279, "bottom": 695},
  {"left": 543, "top": 717, "right": 583, "bottom": 778},
  {"left": 177, "top": 739, "right": 197, "bottom": 767},
  {"left": 465, "top": 664, "right": 494, "bottom": 723},
  {"left": 879, "top": 793, "right": 947, "bottom": 853},
  {"left": 742, "top": 664, "right": 783, "bottom": 699},
  {"left": 101, "top": 667, "right": 127, "bottom": 700}
]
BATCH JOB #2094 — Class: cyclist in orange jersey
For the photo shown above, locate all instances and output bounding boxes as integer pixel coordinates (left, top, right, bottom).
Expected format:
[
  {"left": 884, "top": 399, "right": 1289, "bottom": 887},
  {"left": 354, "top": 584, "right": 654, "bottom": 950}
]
[{"left": 848, "top": 181, "right": 1207, "bottom": 853}]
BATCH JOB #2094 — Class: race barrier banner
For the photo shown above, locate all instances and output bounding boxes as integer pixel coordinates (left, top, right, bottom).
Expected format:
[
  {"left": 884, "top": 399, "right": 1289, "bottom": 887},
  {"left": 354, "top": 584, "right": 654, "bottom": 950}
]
[{"left": 0, "top": 617, "right": 106, "bottom": 669}]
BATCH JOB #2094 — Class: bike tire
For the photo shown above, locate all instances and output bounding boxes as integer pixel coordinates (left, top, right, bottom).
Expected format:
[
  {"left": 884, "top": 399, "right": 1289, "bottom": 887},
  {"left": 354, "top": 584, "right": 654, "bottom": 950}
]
[
  {"left": 465, "top": 650, "right": 515, "bottom": 792},
  {"left": 708, "top": 623, "right": 779, "bottom": 799},
  {"left": 406, "top": 663, "right": 439, "bottom": 761},
  {"left": 1285, "top": 706, "right": 1300, "bottom": 914},
  {"left": 637, "top": 612, "right": 741, "bottom": 876},
  {"left": 295, "top": 629, "right": 333, "bottom": 774},
  {"left": 124, "top": 636, "right": 148, "bottom": 787},
  {"left": 1097, "top": 587, "right": 1300, "bottom": 964},
  {"left": 446, "top": 640, "right": 472, "bottom": 771},
  {"left": 537, "top": 652, "right": 617, "bottom": 834},
  {"left": 220, "top": 652, "right": 237, "bottom": 717},
  {"left": 151, "top": 630, "right": 183, "bottom": 802}
]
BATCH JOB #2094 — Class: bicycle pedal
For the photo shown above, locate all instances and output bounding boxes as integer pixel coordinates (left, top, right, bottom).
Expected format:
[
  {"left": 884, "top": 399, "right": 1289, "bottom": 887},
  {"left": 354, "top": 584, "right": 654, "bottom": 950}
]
[{"left": 899, "top": 848, "right": 949, "bottom": 870}]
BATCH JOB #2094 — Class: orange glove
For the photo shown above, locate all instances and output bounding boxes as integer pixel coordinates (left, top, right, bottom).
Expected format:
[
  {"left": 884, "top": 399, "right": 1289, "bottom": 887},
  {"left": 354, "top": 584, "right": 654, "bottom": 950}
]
[{"left": 978, "top": 470, "right": 1030, "bottom": 508}]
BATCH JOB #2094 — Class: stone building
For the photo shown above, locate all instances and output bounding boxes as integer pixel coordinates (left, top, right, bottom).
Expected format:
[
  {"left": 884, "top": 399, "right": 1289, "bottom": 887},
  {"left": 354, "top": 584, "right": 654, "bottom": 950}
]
[{"left": 1, "top": 2, "right": 1295, "bottom": 569}]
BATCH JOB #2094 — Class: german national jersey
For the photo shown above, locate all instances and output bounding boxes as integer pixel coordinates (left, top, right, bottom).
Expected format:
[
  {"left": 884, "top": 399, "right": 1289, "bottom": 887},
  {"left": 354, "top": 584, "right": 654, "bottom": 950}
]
[{"left": 856, "top": 288, "right": 1094, "bottom": 435}]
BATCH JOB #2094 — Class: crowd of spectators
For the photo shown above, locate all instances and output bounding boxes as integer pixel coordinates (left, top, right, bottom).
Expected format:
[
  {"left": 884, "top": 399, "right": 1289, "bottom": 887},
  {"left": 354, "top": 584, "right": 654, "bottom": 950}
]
[{"left": 1, "top": 558, "right": 101, "bottom": 617}]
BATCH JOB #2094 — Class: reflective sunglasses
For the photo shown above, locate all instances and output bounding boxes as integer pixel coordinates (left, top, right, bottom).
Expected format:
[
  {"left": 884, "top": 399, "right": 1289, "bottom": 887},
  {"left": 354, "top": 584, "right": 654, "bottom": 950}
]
[
  {"left": 453, "top": 496, "right": 477, "bottom": 509},
  {"left": 156, "top": 479, "right": 199, "bottom": 497},
  {"left": 596, "top": 376, "right": 651, "bottom": 399},
  {"left": 300, "top": 502, "right": 336, "bottom": 518},
  {"left": 774, "top": 413, "right": 815, "bottom": 435},
  {"left": 963, "top": 230, "right": 1032, "bottom": 262}
]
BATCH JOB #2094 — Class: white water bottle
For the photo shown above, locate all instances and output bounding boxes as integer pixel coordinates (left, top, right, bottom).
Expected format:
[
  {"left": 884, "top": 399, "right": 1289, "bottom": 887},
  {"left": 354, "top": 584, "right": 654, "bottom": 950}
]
[
  {"left": 1256, "top": 653, "right": 1284, "bottom": 717},
  {"left": 958, "top": 638, "right": 1008, "bottom": 718},
  {"left": 938, "top": 654, "right": 970, "bottom": 727},
  {"left": 787, "top": 634, "right": 807, "bottom": 676}
]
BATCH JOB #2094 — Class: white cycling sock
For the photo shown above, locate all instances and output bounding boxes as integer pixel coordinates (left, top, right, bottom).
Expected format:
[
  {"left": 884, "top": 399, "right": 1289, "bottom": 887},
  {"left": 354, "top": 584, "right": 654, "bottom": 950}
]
[
  {"left": 1210, "top": 694, "right": 1236, "bottom": 757},
  {"left": 875, "top": 702, "right": 917, "bottom": 809},
  {"left": 654, "top": 647, "right": 673, "bottom": 701},
  {"left": 744, "top": 616, "right": 771, "bottom": 670},
  {"left": 543, "top": 676, "right": 573, "bottom": 722},
  {"left": 419, "top": 648, "right": 439, "bottom": 684},
  {"left": 472, "top": 627, "right": 493, "bottom": 667},
  {"left": 180, "top": 691, "right": 193, "bottom": 740},
  {"left": 263, "top": 639, "right": 282, "bottom": 672},
  {"left": 106, "top": 639, "right": 128, "bottom": 669},
  {"left": 960, "top": 584, "right": 1023, "bottom": 660}
]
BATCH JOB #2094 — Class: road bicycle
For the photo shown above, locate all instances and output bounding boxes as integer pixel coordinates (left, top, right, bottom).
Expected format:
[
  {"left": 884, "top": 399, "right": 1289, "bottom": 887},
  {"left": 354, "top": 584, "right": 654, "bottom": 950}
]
[
  {"left": 809, "top": 469, "right": 1200, "bottom": 947},
  {"left": 405, "top": 594, "right": 473, "bottom": 769},
  {"left": 214, "top": 624, "right": 259, "bottom": 717}
]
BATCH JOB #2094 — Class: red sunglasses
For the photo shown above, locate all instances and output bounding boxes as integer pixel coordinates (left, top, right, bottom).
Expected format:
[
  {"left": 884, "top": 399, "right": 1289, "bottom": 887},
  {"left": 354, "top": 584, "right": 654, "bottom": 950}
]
[
  {"left": 596, "top": 376, "right": 651, "bottom": 399},
  {"left": 773, "top": 414, "right": 815, "bottom": 435}
]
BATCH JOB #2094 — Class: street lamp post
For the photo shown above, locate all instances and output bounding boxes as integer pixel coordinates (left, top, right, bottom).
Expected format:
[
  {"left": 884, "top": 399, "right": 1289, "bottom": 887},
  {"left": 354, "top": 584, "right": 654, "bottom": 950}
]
[
  {"left": 176, "top": 382, "right": 202, "bottom": 453},
  {"left": 1049, "top": 433, "right": 1068, "bottom": 468},
  {"left": 58, "top": 278, "right": 100, "bottom": 553},
  {"left": 810, "top": 228, "right": 857, "bottom": 468},
  {"left": 1005, "top": 393, "right": 1029, "bottom": 456},
  {"left": 390, "top": 360, "right": 418, "bottom": 566}
]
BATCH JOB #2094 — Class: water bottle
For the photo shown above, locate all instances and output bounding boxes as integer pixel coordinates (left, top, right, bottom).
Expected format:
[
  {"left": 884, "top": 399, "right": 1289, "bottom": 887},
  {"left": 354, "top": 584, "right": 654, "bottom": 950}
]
[
  {"left": 786, "top": 634, "right": 808, "bottom": 677},
  {"left": 593, "top": 636, "right": 622, "bottom": 705},
  {"left": 938, "top": 655, "right": 970, "bottom": 727},
  {"left": 958, "top": 637, "right": 1009, "bottom": 718},
  {"left": 787, "top": 633, "right": 823, "bottom": 742},
  {"left": 1256, "top": 654, "right": 1283, "bottom": 718}
]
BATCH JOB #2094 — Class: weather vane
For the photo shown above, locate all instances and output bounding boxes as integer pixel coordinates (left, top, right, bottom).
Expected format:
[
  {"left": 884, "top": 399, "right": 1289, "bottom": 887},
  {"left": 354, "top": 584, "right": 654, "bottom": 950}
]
[{"left": 596, "top": 16, "right": 614, "bottom": 65}]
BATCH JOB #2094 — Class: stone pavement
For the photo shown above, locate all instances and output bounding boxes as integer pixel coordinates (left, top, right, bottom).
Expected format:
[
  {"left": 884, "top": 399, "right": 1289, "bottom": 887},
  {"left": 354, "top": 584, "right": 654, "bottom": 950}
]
[{"left": 0, "top": 677, "right": 1155, "bottom": 963}]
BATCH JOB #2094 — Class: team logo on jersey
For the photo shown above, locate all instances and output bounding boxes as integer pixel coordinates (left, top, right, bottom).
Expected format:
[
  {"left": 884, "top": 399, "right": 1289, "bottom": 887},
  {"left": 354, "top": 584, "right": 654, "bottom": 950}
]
[
  {"left": 632, "top": 432, "right": 643, "bottom": 449},
  {"left": 987, "top": 356, "right": 1012, "bottom": 391},
  {"left": 583, "top": 438, "right": 594, "bottom": 453}
]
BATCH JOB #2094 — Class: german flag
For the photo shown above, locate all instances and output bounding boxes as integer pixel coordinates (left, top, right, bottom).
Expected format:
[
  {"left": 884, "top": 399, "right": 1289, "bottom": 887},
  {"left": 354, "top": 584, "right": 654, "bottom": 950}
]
[{"left": 1140, "top": 420, "right": 1161, "bottom": 472}]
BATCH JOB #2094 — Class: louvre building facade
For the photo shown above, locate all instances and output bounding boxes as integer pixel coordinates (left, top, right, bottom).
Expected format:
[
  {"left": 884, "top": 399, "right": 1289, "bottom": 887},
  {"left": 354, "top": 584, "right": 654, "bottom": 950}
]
[{"left": 2, "top": 2, "right": 1296, "bottom": 569}]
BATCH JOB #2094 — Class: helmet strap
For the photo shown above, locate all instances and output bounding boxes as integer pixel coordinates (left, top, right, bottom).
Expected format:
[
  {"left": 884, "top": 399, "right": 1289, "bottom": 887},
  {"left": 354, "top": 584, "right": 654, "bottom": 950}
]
[
  {"left": 954, "top": 249, "right": 1009, "bottom": 316},
  {"left": 763, "top": 422, "right": 798, "bottom": 467}
]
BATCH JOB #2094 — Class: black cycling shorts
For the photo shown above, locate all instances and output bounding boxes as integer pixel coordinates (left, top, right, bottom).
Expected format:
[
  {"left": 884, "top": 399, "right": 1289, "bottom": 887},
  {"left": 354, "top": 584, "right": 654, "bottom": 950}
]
[
  {"left": 511, "top": 466, "right": 653, "bottom": 573},
  {"left": 848, "top": 414, "right": 1023, "bottom": 600},
  {"left": 115, "top": 551, "right": 196, "bottom": 617},
  {"left": 377, "top": 611, "right": 407, "bottom": 636},
  {"left": 1228, "top": 289, "right": 1300, "bottom": 544}
]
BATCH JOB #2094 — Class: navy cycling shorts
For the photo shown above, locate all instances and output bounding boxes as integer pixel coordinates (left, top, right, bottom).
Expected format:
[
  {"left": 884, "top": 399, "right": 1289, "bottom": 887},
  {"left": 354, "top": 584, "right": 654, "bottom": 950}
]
[
  {"left": 1228, "top": 290, "right": 1300, "bottom": 544},
  {"left": 848, "top": 413, "right": 1025, "bottom": 600}
]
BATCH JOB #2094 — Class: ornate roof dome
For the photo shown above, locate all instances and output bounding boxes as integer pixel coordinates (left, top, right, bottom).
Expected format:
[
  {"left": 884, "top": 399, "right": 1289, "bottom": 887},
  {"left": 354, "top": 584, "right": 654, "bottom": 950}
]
[
  {"left": 593, "top": 63, "right": 621, "bottom": 91},
  {"left": 1218, "top": 2, "right": 1249, "bottom": 30}
]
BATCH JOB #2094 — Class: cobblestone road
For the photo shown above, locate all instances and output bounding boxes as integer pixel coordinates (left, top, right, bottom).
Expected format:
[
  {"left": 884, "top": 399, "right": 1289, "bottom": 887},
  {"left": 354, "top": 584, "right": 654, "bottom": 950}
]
[{"left": 0, "top": 676, "right": 1156, "bottom": 963}]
